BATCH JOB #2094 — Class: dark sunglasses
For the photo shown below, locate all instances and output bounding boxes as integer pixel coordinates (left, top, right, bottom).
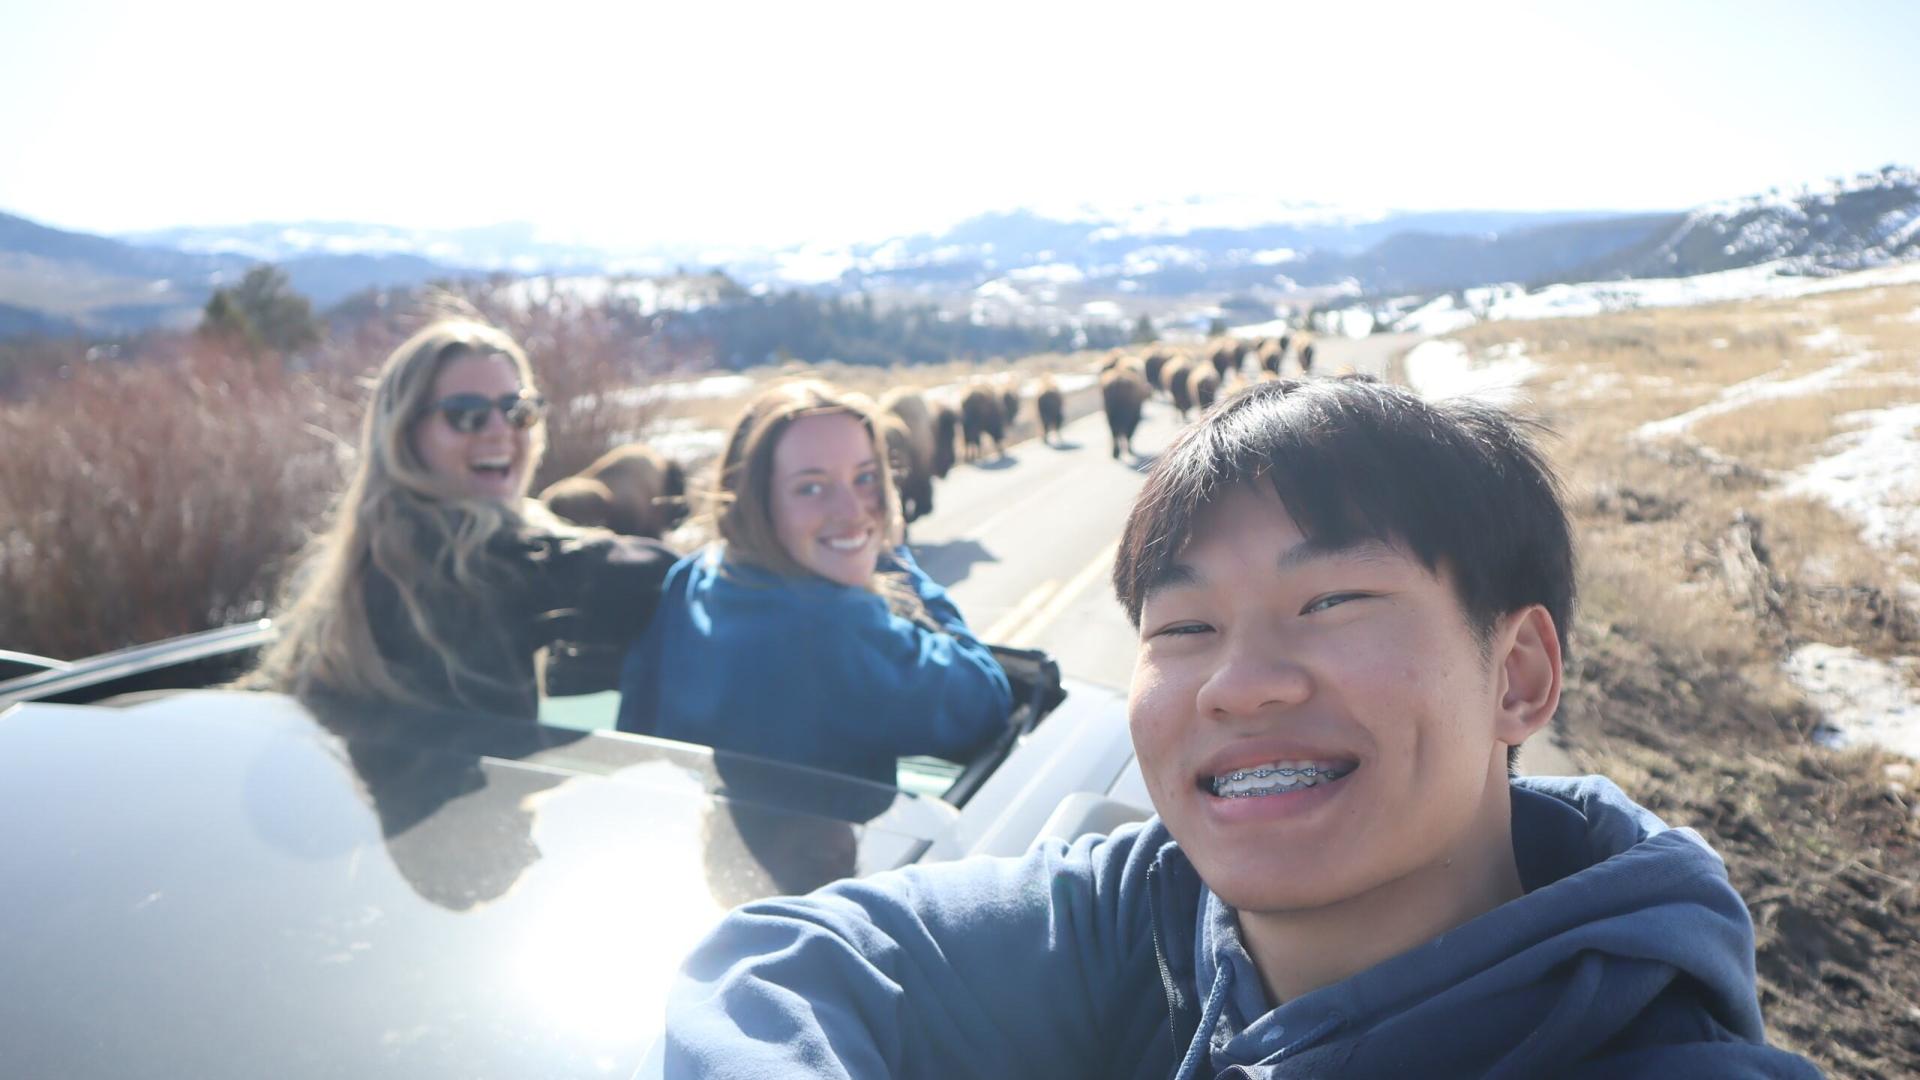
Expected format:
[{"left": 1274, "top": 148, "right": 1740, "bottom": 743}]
[{"left": 428, "top": 392, "right": 548, "bottom": 434}]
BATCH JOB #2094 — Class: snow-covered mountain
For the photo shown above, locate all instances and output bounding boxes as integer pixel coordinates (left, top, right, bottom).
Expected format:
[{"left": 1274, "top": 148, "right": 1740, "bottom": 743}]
[
  {"left": 3, "top": 168, "right": 1916, "bottom": 340},
  {"left": 1582, "top": 164, "right": 1920, "bottom": 279}
]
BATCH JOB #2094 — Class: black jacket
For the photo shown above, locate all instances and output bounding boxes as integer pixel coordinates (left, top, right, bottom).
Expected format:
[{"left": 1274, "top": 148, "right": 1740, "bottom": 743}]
[{"left": 363, "top": 529, "right": 673, "bottom": 720}]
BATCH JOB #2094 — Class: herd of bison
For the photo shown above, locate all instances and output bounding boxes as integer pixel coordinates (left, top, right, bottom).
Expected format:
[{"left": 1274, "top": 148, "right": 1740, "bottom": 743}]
[{"left": 537, "top": 332, "right": 1316, "bottom": 539}]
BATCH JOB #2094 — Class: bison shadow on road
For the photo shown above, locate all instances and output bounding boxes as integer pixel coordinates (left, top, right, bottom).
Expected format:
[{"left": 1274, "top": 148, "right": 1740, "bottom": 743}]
[
  {"left": 969, "top": 453, "right": 1021, "bottom": 472},
  {"left": 908, "top": 538, "right": 998, "bottom": 589}
]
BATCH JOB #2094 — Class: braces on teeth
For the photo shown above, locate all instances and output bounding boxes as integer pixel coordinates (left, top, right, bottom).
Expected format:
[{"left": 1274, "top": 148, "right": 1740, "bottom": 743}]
[{"left": 1211, "top": 765, "right": 1351, "bottom": 797}]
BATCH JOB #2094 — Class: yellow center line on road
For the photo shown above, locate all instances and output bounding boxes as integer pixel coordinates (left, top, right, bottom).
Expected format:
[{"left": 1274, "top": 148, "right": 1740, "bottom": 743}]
[
  {"left": 1002, "top": 539, "right": 1121, "bottom": 649},
  {"left": 980, "top": 579, "right": 1061, "bottom": 644}
]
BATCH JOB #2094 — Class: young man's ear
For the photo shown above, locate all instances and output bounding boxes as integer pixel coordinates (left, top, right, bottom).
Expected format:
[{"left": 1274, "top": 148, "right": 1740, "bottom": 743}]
[{"left": 1494, "top": 605, "right": 1562, "bottom": 747}]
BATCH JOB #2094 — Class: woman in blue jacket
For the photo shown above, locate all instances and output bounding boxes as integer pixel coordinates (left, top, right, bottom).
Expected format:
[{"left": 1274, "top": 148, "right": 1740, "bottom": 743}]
[{"left": 616, "top": 379, "right": 1012, "bottom": 786}]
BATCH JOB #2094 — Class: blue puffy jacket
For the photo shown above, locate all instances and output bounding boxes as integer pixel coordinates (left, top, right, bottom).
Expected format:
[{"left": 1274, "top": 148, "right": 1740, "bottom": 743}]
[
  {"left": 666, "top": 776, "right": 1820, "bottom": 1079},
  {"left": 617, "top": 544, "right": 1012, "bottom": 786}
]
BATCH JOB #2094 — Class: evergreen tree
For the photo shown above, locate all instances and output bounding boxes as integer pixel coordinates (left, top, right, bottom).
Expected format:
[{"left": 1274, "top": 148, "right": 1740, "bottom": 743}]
[
  {"left": 200, "top": 265, "right": 321, "bottom": 356},
  {"left": 199, "top": 289, "right": 260, "bottom": 353},
  {"left": 1130, "top": 312, "right": 1157, "bottom": 344},
  {"left": 1206, "top": 316, "right": 1229, "bottom": 337}
]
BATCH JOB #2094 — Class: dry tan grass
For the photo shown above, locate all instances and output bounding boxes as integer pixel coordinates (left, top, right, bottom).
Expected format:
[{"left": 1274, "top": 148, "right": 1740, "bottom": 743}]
[{"left": 1442, "top": 280, "right": 1920, "bottom": 1077}]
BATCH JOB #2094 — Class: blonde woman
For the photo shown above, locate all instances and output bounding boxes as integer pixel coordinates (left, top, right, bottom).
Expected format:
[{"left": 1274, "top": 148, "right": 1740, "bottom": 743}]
[
  {"left": 616, "top": 380, "right": 1010, "bottom": 785},
  {"left": 253, "top": 317, "right": 673, "bottom": 719}
]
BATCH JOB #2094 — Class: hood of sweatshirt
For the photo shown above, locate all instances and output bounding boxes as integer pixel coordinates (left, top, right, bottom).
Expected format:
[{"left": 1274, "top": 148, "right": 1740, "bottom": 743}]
[{"left": 1163, "top": 775, "right": 1815, "bottom": 1078}]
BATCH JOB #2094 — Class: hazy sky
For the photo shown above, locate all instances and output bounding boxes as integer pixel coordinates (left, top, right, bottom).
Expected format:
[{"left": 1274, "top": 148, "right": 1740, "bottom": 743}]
[{"left": 3, "top": 0, "right": 1916, "bottom": 248}]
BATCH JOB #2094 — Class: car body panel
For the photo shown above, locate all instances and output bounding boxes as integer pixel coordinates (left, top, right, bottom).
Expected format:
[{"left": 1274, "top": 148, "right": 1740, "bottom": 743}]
[
  {"left": 0, "top": 624, "right": 1151, "bottom": 1077},
  {"left": 0, "top": 690, "right": 941, "bottom": 1079}
]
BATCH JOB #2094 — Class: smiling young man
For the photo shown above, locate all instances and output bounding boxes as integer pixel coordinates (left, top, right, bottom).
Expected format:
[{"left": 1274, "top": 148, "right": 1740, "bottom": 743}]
[{"left": 663, "top": 377, "right": 1818, "bottom": 1078}]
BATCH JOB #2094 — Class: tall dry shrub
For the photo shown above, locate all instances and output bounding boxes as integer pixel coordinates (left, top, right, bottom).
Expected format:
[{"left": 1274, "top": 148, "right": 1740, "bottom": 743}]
[
  {"left": 0, "top": 285, "right": 703, "bottom": 660},
  {"left": 0, "top": 340, "right": 356, "bottom": 658}
]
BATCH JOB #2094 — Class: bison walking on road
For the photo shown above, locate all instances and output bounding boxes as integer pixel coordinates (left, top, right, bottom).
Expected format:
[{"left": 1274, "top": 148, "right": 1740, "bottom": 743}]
[
  {"left": 540, "top": 475, "right": 615, "bottom": 529},
  {"left": 1143, "top": 350, "right": 1172, "bottom": 393},
  {"left": 1100, "top": 366, "right": 1150, "bottom": 460},
  {"left": 930, "top": 399, "right": 960, "bottom": 478},
  {"left": 878, "top": 388, "right": 938, "bottom": 521},
  {"left": 1187, "top": 365, "right": 1220, "bottom": 413},
  {"left": 960, "top": 384, "right": 1006, "bottom": 462},
  {"left": 1258, "top": 338, "right": 1285, "bottom": 375},
  {"left": 1036, "top": 377, "right": 1064, "bottom": 445},
  {"left": 1164, "top": 355, "right": 1196, "bottom": 420},
  {"left": 552, "top": 443, "right": 688, "bottom": 538}
]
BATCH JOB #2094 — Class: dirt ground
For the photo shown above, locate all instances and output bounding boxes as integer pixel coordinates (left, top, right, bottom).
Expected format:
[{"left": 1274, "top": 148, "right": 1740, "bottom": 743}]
[{"left": 1448, "top": 287, "right": 1920, "bottom": 1078}]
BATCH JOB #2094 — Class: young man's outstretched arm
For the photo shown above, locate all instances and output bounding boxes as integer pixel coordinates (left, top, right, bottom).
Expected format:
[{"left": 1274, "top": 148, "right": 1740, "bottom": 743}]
[{"left": 666, "top": 823, "right": 1174, "bottom": 1080}]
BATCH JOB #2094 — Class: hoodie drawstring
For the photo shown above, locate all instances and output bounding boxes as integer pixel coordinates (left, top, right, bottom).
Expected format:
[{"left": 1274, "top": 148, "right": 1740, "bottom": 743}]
[{"left": 1173, "top": 956, "right": 1233, "bottom": 1080}]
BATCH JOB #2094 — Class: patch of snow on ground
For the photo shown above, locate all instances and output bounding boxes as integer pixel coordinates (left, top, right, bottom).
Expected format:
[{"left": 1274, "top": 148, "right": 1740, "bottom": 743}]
[
  {"left": 1427, "top": 260, "right": 1920, "bottom": 330},
  {"left": 1784, "top": 643, "right": 1920, "bottom": 760},
  {"left": 1403, "top": 340, "right": 1540, "bottom": 406},
  {"left": 1229, "top": 318, "right": 1292, "bottom": 339},
  {"left": 1327, "top": 309, "right": 1375, "bottom": 338},
  {"left": 607, "top": 373, "right": 757, "bottom": 409},
  {"left": 1398, "top": 295, "right": 1477, "bottom": 336},
  {"left": 1548, "top": 366, "right": 1626, "bottom": 402},
  {"left": 645, "top": 418, "right": 729, "bottom": 462},
  {"left": 1633, "top": 350, "right": 1882, "bottom": 440},
  {"left": 1054, "top": 373, "right": 1099, "bottom": 394},
  {"left": 1779, "top": 402, "right": 1920, "bottom": 550},
  {"left": 1800, "top": 326, "right": 1845, "bottom": 350}
]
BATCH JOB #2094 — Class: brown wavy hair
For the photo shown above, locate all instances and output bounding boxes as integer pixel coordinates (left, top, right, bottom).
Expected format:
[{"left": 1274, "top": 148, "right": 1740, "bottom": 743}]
[{"left": 707, "top": 379, "right": 927, "bottom": 621}]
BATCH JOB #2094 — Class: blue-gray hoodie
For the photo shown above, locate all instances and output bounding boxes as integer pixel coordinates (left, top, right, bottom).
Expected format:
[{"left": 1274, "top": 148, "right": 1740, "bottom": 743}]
[{"left": 666, "top": 776, "right": 1819, "bottom": 1078}]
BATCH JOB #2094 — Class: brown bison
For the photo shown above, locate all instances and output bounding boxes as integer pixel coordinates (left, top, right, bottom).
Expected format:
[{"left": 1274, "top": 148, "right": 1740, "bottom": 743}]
[
  {"left": 1100, "top": 366, "right": 1150, "bottom": 459},
  {"left": 1186, "top": 364, "right": 1220, "bottom": 413},
  {"left": 1209, "top": 340, "right": 1236, "bottom": 379},
  {"left": 1097, "top": 349, "right": 1127, "bottom": 374},
  {"left": 999, "top": 381, "right": 1023, "bottom": 435},
  {"left": 569, "top": 443, "right": 688, "bottom": 538},
  {"left": 878, "top": 388, "right": 938, "bottom": 521},
  {"left": 930, "top": 399, "right": 960, "bottom": 478},
  {"left": 1300, "top": 341, "right": 1317, "bottom": 374},
  {"left": 540, "top": 475, "right": 615, "bottom": 529},
  {"left": 1164, "top": 354, "right": 1196, "bottom": 420},
  {"left": 960, "top": 383, "right": 1006, "bottom": 462},
  {"left": 876, "top": 414, "right": 930, "bottom": 523},
  {"left": 1257, "top": 338, "right": 1285, "bottom": 375},
  {"left": 1143, "top": 350, "right": 1172, "bottom": 393},
  {"left": 1035, "top": 376, "right": 1064, "bottom": 445}
]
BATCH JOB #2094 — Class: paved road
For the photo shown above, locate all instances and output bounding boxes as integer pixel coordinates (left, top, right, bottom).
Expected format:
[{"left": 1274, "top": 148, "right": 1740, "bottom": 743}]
[{"left": 909, "top": 331, "right": 1576, "bottom": 776}]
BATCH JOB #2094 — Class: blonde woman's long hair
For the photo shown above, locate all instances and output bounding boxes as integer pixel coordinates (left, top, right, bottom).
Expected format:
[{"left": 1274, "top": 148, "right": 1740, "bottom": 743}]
[
  {"left": 251, "top": 317, "right": 553, "bottom": 709},
  {"left": 709, "top": 379, "right": 928, "bottom": 623}
]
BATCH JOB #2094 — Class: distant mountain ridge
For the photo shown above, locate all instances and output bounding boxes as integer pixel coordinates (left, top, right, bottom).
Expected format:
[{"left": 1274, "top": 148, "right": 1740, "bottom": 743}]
[
  {"left": 1, "top": 166, "right": 1914, "bottom": 340},
  {"left": 1576, "top": 165, "right": 1920, "bottom": 280},
  {"left": 0, "top": 212, "right": 472, "bottom": 335}
]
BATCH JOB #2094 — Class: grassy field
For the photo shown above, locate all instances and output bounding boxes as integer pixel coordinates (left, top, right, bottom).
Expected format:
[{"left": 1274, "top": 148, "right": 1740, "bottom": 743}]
[{"left": 1444, "top": 283, "right": 1920, "bottom": 1077}]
